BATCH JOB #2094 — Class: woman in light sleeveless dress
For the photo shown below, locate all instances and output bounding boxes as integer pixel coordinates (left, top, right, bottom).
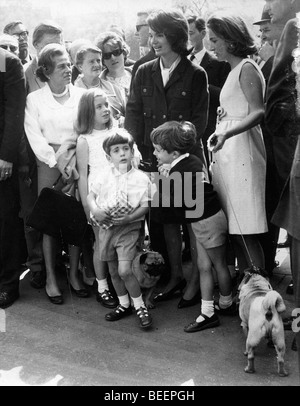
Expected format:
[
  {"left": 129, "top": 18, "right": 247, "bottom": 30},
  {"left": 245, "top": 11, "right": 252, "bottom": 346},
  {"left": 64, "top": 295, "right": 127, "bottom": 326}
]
[{"left": 207, "top": 14, "right": 267, "bottom": 273}]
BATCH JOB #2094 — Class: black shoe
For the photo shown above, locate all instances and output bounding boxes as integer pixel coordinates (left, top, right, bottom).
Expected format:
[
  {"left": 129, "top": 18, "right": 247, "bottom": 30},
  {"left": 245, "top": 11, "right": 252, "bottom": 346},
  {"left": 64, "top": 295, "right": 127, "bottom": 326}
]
[
  {"left": 30, "top": 270, "right": 46, "bottom": 289},
  {"left": 286, "top": 281, "right": 293, "bottom": 295},
  {"left": 45, "top": 291, "right": 64, "bottom": 305},
  {"left": 178, "top": 290, "right": 201, "bottom": 309},
  {"left": 214, "top": 301, "right": 238, "bottom": 316},
  {"left": 153, "top": 279, "right": 187, "bottom": 302},
  {"left": 184, "top": 313, "right": 220, "bottom": 333},
  {"left": 105, "top": 305, "right": 132, "bottom": 321},
  {"left": 136, "top": 306, "right": 153, "bottom": 329},
  {"left": 70, "top": 284, "right": 89, "bottom": 298},
  {"left": 97, "top": 290, "right": 119, "bottom": 308},
  {"left": 0, "top": 291, "right": 19, "bottom": 309}
]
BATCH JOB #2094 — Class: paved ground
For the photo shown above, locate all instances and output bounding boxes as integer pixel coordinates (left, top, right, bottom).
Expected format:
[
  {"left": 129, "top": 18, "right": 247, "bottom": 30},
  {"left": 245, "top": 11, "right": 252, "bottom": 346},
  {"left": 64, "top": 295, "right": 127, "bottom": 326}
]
[{"left": 0, "top": 244, "right": 299, "bottom": 387}]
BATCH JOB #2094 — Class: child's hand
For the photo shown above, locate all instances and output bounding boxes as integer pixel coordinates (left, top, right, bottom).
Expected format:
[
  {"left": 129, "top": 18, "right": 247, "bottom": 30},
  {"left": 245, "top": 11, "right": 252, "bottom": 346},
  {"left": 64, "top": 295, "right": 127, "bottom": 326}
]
[
  {"left": 158, "top": 164, "right": 171, "bottom": 177},
  {"left": 93, "top": 207, "right": 112, "bottom": 224},
  {"left": 111, "top": 214, "right": 131, "bottom": 226}
]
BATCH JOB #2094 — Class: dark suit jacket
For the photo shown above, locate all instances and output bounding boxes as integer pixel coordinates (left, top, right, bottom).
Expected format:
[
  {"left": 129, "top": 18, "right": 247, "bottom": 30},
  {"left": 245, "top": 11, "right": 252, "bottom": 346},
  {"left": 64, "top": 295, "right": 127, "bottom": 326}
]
[
  {"left": 24, "top": 57, "right": 45, "bottom": 94},
  {"left": 196, "top": 51, "right": 230, "bottom": 162},
  {"left": 125, "top": 56, "right": 209, "bottom": 163},
  {"left": 0, "top": 49, "right": 26, "bottom": 219},
  {"left": 151, "top": 154, "right": 221, "bottom": 224},
  {"left": 265, "top": 18, "right": 299, "bottom": 191},
  {"left": 265, "top": 19, "right": 300, "bottom": 137},
  {"left": 130, "top": 48, "right": 156, "bottom": 85},
  {"left": 0, "top": 49, "right": 26, "bottom": 164}
]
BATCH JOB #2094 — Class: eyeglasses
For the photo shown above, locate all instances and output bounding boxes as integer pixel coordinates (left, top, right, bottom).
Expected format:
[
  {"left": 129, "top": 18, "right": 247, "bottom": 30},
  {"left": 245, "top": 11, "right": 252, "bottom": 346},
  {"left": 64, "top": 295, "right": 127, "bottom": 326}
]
[
  {"left": 136, "top": 24, "right": 148, "bottom": 32},
  {"left": 0, "top": 44, "right": 18, "bottom": 53},
  {"left": 12, "top": 31, "right": 29, "bottom": 40},
  {"left": 102, "top": 48, "right": 123, "bottom": 60}
]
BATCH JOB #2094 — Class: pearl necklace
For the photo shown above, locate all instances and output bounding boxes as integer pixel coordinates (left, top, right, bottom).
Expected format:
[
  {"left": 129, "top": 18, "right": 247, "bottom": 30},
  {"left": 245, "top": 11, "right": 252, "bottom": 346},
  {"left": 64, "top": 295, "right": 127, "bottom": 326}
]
[{"left": 52, "top": 86, "right": 69, "bottom": 98}]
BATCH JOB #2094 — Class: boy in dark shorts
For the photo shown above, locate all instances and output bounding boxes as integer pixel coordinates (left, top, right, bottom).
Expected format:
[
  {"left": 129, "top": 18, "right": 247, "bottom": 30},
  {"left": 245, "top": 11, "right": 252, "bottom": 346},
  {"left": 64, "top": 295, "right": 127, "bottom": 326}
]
[{"left": 150, "top": 121, "right": 235, "bottom": 332}]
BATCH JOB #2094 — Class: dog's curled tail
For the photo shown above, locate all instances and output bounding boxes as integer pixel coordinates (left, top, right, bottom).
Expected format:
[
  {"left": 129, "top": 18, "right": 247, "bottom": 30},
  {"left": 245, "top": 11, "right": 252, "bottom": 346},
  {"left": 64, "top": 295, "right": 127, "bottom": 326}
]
[{"left": 262, "top": 291, "right": 286, "bottom": 321}]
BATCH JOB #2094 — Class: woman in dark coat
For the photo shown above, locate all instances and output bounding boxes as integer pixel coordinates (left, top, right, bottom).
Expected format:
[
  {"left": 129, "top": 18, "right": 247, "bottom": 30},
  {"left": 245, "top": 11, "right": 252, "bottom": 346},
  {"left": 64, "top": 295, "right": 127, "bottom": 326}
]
[{"left": 125, "top": 9, "right": 209, "bottom": 305}]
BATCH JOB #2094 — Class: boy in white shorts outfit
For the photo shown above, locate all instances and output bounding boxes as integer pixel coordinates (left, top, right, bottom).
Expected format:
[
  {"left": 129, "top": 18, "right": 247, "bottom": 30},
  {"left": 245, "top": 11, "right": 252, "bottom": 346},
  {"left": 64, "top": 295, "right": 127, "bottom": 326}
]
[{"left": 87, "top": 129, "right": 153, "bottom": 329}]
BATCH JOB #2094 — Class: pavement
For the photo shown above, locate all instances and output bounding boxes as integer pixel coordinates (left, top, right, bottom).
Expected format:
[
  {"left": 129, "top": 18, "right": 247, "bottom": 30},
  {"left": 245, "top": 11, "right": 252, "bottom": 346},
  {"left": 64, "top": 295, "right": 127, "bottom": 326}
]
[{"left": 0, "top": 244, "right": 299, "bottom": 387}]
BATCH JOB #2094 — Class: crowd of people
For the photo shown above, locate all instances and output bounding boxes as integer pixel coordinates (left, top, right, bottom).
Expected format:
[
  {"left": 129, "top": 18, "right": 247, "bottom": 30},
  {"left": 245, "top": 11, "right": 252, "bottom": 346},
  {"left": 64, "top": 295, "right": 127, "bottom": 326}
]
[{"left": 0, "top": 1, "right": 300, "bottom": 376}]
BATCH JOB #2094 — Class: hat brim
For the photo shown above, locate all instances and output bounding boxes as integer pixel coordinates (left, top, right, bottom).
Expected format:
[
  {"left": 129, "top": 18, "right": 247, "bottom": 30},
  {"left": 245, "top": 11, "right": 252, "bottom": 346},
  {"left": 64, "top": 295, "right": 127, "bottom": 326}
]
[{"left": 253, "top": 18, "right": 271, "bottom": 25}]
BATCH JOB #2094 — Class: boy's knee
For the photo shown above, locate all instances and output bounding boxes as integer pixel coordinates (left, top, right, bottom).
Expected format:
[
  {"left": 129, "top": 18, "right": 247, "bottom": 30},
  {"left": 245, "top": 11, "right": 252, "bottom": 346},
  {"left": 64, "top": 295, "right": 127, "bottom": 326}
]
[{"left": 118, "top": 262, "right": 133, "bottom": 279}]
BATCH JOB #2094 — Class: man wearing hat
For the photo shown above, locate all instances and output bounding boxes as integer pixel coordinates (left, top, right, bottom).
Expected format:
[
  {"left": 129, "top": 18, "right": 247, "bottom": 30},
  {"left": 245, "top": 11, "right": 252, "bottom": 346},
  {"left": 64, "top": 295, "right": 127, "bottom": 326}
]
[
  {"left": 187, "top": 15, "right": 230, "bottom": 165},
  {"left": 253, "top": 6, "right": 285, "bottom": 80},
  {"left": 252, "top": 5, "right": 287, "bottom": 278}
]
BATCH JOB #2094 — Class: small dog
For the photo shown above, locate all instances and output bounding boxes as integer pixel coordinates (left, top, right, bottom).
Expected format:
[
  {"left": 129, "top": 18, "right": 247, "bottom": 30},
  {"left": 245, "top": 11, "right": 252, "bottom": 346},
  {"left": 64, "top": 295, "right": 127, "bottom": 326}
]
[
  {"left": 238, "top": 268, "right": 288, "bottom": 377},
  {"left": 132, "top": 250, "right": 165, "bottom": 308}
]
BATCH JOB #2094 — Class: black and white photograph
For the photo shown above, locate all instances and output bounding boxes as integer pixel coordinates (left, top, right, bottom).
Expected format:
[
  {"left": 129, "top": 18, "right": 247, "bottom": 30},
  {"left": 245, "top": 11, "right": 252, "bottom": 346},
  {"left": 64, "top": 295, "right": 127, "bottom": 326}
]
[{"left": 0, "top": 0, "right": 300, "bottom": 388}]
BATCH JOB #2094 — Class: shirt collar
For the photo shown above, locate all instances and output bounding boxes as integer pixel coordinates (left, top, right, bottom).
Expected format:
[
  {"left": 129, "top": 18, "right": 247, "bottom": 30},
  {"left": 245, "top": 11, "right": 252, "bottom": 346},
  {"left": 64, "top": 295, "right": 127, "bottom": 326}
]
[
  {"left": 191, "top": 48, "right": 206, "bottom": 64},
  {"left": 170, "top": 153, "right": 189, "bottom": 169},
  {"left": 160, "top": 55, "right": 181, "bottom": 87}
]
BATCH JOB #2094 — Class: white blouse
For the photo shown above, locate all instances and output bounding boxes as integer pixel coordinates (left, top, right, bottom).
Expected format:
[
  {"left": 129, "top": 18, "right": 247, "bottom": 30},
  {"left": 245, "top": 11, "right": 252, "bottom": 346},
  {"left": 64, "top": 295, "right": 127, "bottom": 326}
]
[{"left": 24, "top": 83, "right": 86, "bottom": 167}]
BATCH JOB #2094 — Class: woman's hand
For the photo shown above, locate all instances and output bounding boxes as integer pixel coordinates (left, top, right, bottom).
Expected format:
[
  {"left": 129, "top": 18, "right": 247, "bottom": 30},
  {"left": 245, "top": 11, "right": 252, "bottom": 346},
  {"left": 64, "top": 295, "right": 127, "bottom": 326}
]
[{"left": 207, "top": 131, "right": 228, "bottom": 153}]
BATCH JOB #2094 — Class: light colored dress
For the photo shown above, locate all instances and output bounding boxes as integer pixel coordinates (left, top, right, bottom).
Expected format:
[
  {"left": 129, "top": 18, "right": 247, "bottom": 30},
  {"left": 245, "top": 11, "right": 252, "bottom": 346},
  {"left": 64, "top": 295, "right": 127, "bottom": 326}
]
[
  {"left": 78, "top": 128, "right": 114, "bottom": 191},
  {"left": 210, "top": 58, "right": 267, "bottom": 235}
]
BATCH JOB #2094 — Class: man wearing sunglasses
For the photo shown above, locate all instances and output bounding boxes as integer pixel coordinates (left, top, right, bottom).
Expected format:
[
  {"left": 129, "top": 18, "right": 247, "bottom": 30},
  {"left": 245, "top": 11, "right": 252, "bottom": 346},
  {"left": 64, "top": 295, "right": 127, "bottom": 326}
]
[
  {"left": 131, "top": 10, "right": 156, "bottom": 84},
  {"left": 3, "top": 21, "right": 31, "bottom": 65}
]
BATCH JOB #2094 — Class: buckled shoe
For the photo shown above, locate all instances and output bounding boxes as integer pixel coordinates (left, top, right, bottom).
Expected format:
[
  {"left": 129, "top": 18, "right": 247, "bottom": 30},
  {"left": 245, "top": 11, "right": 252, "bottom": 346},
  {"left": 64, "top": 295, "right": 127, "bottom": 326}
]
[
  {"left": 105, "top": 305, "right": 132, "bottom": 321},
  {"left": 136, "top": 306, "right": 153, "bottom": 329}
]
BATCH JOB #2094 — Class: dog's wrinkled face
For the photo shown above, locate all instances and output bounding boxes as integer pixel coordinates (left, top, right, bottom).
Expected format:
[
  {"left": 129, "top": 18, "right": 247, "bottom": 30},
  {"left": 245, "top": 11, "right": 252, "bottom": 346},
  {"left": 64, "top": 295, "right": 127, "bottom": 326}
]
[{"left": 238, "top": 268, "right": 271, "bottom": 298}]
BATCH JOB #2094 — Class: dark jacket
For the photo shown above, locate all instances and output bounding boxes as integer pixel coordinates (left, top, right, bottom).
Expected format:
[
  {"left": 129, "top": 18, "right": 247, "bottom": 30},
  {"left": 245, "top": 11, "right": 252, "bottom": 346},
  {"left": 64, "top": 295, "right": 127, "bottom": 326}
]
[
  {"left": 198, "top": 51, "right": 230, "bottom": 162},
  {"left": 265, "top": 19, "right": 300, "bottom": 138},
  {"left": 125, "top": 56, "right": 209, "bottom": 162},
  {"left": 0, "top": 49, "right": 26, "bottom": 164},
  {"left": 151, "top": 154, "right": 221, "bottom": 224},
  {"left": 265, "top": 18, "right": 299, "bottom": 190},
  {"left": 130, "top": 48, "right": 156, "bottom": 86}
]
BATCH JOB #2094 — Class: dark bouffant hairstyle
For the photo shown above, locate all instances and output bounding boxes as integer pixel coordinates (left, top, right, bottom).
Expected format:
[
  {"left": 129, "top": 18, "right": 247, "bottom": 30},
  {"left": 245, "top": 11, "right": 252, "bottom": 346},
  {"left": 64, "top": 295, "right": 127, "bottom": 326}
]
[
  {"left": 147, "top": 9, "right": 189, "bottom": 56},
  {"left": 102, "top": 128, "right": 135, "bottom": 155},
  {"left": 150, "top": 121, "right": 196, "bottom": 153},
  {"left": 35, "top": 43, "right": 68, "bottom": 82},
  {"left": 207, "top": 13, "right": 257, "bottom": 58}
]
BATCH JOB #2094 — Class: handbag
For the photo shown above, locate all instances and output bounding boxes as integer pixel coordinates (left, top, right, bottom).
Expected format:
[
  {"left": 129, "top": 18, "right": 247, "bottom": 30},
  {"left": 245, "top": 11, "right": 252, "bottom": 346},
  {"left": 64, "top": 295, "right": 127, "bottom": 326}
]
[{"left": 26, "top": 176, "right": 88, "bottom": 247}]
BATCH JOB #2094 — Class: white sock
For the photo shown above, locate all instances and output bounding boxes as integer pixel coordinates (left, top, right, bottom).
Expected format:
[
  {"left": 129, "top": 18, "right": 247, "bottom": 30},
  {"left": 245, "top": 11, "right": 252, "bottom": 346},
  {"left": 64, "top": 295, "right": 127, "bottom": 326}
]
[
  {"left": 196, "top": 300, "right": 214, "bottom": 323},
  {"left": 118, "top": 294, "right": 130, "bottom": 308},
  {"left": 219, "top": 293, "right": 233, "bottom": 309},
  {"left": 131, "top": 295, "right": 146, "bottom": 310},
  {"left": 97, "top": 278, "right": 109, "bottom": 293}
]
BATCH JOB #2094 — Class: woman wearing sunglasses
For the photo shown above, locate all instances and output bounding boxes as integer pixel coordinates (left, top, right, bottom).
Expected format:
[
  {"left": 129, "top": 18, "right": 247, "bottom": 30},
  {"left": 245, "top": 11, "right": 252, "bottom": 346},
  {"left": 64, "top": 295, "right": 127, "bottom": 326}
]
[{"left": 95, "top": 32, "right": 132, "bottom": 106}]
